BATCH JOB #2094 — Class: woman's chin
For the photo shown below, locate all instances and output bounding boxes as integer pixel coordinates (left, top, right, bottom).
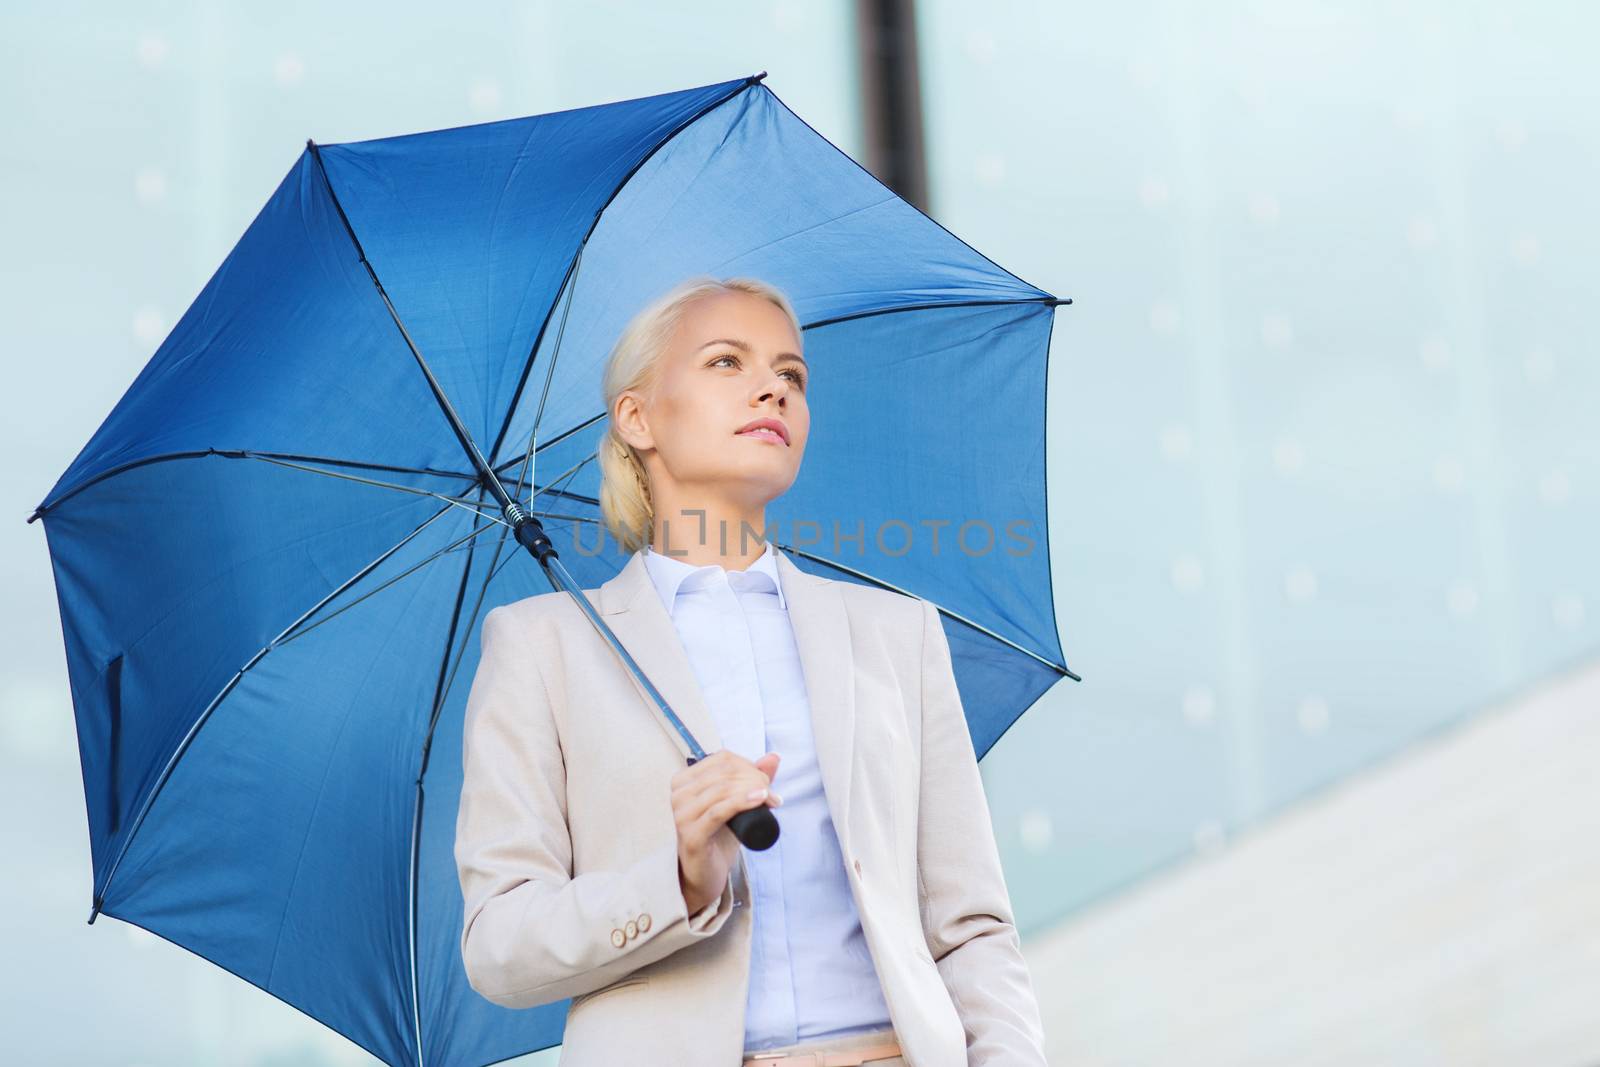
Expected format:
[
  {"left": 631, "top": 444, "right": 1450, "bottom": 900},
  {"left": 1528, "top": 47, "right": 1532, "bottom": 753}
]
[{"left": 714, "top": 465, "right": 799, "bottom": 500}]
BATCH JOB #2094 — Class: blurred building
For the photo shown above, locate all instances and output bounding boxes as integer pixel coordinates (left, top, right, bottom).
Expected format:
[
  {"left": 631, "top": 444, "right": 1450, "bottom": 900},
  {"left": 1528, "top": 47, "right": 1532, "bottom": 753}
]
[{"left": 3, "top": 2, "right": 1595, "bottom": 1064}]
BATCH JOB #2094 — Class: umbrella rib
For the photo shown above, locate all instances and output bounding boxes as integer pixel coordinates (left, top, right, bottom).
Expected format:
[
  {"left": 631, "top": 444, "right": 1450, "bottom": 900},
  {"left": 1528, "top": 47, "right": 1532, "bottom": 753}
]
[
  {"left": 229, "top": 449, "right": 474, "bottom": 481},
  {"left": 516, "top": 452, "right": 603, "bottom": 544},
  {"left": 522, "top": 510, "right": 598, "bottom": 525},
  {"left": 774, "top": 543, "right": 1080, "bottom": 681},
  {"left": 405, "top": 778, "right": 427, "bottom": 1067},
  {"left": 420, "top": 452, "right": 598, "bottom": 747},
  {"left": 420, "top": 496, "right": 529, "bottom": 784},
  {"left": 407, "top": 489, "right": 505, "bottom": 1067},
  {"left": 529, "top": 488, "right": 598, "bottom": 509},
  {"left": 403, "top": 463, "right": 596, "bottom": 1066},
  {"left": 87, "top": 501, "right": 459, "bottom": 923},
  {"left": 510, "top": 241, "right": 586, "bottom": 506},
  {"left": 308, "top": 138, "right": 537, "bottom": 560},
  {"left": 765, "top": 84, "right": 1065, "bottom": 303},
  {"left": 504, "top": 501, "right": 1078, "bottom": 680},
  {"left": 491, "top": 411, "right": 607, "bottom": 477},
  {"left": 246, "top": 453, "right": 504, "bottom": 524},
  {"left": 425, "top": 505, "right": 519, "bottom": 759},
  {"left": 803, "top": 295, "right": 1071, "bottom": 332},
  {"left": 514, "top": 451, "right": 601, "bottom": 508},
  {"left": 495, "top": 487, "right": 1073, "bottom": 679},
  {"left": 252, "top": 450, "right": 601, "bottom": 524},
  {"left": 249, "top": 448, "right": 598, "bottom": 524},
  {"left": 306, "top": 142, "right": 475, "bottom": 471},
  {"left": 486, "top": 73, "right": 768, "bottom": 471},
  {"left": 28, "top": 448, "right": 477, "bottom": 524},
  {"left": 510, "top": 410, "right": 608, "bottom": 464},
  {"left": 273, "top": 515, "right": 506, "bottom": 648}
]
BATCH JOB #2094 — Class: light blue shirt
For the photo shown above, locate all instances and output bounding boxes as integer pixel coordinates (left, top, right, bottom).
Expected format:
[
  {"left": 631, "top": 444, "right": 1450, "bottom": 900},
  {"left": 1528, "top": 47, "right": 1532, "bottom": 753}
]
[{"left": 641, "top": 541, "right": 894, "bottom": 1051}]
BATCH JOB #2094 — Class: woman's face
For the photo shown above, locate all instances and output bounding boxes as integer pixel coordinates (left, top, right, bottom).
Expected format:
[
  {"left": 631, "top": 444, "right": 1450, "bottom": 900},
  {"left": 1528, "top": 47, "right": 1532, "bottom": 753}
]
[{"left": 619, "top": 290, "right": 809, "bottom": 512}]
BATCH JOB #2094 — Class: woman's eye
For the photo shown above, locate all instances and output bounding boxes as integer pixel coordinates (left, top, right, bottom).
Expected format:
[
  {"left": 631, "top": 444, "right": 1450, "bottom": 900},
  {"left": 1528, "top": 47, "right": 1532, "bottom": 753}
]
[{"left": 710, "top": 353, "right": 804, "bottom": 389}]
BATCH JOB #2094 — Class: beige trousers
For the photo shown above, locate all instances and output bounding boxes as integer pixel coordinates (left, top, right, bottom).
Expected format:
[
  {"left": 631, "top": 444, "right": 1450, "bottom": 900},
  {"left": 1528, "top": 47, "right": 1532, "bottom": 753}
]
[{"left": 742, "top": 1024, "right": 906, "bottom": 1066}]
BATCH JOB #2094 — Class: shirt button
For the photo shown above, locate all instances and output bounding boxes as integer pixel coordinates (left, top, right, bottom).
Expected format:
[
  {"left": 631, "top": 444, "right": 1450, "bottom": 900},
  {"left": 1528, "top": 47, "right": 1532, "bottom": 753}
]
[
  {"left": 637, "top": 912, "right": 652, "bottom": 933},
  {"left": 610, "top": 928, "right": 626, "bottom": 949},
  {"left": 853, "top": 858, "right": 863, "bottom": 877}
]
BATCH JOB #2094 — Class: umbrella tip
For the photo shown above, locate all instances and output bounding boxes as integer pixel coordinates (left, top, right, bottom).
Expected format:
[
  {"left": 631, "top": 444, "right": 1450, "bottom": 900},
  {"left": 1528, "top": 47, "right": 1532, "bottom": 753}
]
[
  {"left": 1046, "top": 296, "right": 1073, "bottom": 307},
  {"left": 26, "top": 505, "right": 43, "bottom": 524},
  {"left": 749, "top": 71, "right": 768, "bottom": 84}
]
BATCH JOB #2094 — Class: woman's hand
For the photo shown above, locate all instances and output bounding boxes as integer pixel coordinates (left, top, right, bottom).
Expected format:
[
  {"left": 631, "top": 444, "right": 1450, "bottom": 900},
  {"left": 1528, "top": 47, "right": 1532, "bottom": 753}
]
[{"left": 672, "top": 749, "right": 783, "bottom": 914}]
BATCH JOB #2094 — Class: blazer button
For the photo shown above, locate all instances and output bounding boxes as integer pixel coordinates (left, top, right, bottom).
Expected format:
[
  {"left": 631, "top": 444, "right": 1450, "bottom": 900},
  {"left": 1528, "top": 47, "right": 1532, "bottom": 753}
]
[
  {"left": 637, "top": 913, "right": 651, "bottom": 933},
  {"left": 853, "top": 858, "right": 862, "bottom": 877},
  {"left": 610, "top": 928, "right": 626, "bottom": 949},
  {"left": 624, "top": 919, "right": 638, "bottom": 940}
]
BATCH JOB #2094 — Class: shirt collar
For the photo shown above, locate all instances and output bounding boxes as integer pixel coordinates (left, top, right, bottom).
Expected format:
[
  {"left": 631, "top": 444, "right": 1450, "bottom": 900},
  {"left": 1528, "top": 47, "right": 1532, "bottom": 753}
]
[{"left": 641, "top": 540, "right": 786, "bottom": 614}]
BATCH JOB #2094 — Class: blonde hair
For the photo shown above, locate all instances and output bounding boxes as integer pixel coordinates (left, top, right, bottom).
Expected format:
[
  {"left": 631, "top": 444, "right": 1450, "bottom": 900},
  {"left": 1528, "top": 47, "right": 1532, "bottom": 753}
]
[{"left": 598, "top": 276, "right": 803, "bottom": 554}]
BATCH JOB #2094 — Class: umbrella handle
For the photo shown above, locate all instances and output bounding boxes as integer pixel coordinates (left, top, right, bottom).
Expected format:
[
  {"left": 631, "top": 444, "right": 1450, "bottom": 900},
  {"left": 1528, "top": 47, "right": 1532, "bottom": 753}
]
[{"left": 728, "top": 804, "right": 781, "bottom": 851}]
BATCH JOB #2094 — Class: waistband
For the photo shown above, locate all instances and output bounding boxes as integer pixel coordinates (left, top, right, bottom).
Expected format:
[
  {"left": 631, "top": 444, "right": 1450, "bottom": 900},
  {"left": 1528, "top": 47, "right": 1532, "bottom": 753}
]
[{"left": 743, "top": 1026, "right": 902, "bottom": 1067}]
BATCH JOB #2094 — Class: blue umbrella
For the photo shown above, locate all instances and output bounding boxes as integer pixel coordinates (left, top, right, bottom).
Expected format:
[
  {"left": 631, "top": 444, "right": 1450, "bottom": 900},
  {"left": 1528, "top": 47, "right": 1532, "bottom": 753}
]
[{"left": 30, "top": 71, "right": 1077, "bottom": 1066}]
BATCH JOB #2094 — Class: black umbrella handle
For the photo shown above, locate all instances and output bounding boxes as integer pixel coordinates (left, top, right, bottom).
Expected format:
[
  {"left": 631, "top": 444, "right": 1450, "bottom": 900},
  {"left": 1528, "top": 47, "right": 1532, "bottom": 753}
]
[
  {"left": 684, "top": 753, "right": 781, "bottom": 851},
  {"left": 728, "top": 804, "right": 781, "bottom": 851}
]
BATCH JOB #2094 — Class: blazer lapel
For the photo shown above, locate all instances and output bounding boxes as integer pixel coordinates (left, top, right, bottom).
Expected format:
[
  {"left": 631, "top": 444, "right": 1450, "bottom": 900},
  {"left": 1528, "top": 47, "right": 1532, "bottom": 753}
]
[
  {"left": 595, "top": 549, "right": 725, "bottom": 756},
  {"left": 592, "top": 546, "right": 858, "bottom": 856}
]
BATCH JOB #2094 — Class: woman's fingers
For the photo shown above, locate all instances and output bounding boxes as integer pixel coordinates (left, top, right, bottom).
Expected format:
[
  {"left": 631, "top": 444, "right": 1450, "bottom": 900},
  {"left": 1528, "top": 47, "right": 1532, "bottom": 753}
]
[
  {"left": 672, "top": 750, "right": 791, "bottom": 910},
  {"left": 679, "top": 773, "right": 772, "bottom": 839},
  {"left": 673, "top": 751, "right": 778, "bottom": 812},
  {"left": 689, "top": 794, "right": 763, "bottom": 848},
  {"left": 672, "top": 771, "right": 777, "bottom": 844},
  {"left": 671, "top": 750, "right": 784, "bottom": 877},
  {"left": 675, "top": 767, "right": 747, "bottom": 820}
]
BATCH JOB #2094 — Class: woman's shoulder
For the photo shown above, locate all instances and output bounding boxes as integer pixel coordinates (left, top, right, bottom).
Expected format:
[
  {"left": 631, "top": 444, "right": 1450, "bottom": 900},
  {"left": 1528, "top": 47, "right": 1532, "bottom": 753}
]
[
  {"left": 484, "top": 586, "right": 603, "bottom": 632},
  {"left": 826, "top": 573, "right": 931, "bottom": 632}
]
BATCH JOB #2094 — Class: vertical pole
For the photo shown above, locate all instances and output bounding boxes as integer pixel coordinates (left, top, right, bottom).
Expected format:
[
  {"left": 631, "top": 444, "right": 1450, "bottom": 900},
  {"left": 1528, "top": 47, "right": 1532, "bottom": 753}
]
[{"left": 853, "top": 0, "right": 930, "bottom": 212}]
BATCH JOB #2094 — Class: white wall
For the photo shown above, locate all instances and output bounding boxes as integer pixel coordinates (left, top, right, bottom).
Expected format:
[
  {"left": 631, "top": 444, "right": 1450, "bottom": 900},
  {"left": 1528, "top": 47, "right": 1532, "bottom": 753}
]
[{"left": 1025, "top": 657, "right": 1600, "bottom": 1067}]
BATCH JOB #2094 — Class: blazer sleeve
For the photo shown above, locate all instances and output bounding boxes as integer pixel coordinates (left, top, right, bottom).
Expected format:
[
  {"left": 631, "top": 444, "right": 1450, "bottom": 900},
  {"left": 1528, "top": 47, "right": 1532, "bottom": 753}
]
[
  {"left": 455, "top": 603, "right": 737, "bottom": 1010},
  {"left": 914, "top": 597, "right": 1050, "bottom": 1064}
]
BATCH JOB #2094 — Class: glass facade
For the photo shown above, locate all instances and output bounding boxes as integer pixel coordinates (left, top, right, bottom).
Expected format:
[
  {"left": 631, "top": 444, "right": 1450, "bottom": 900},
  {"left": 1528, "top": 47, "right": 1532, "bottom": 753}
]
[{"left": 917, "top": 0, "right": 1599, "bottom": 931}]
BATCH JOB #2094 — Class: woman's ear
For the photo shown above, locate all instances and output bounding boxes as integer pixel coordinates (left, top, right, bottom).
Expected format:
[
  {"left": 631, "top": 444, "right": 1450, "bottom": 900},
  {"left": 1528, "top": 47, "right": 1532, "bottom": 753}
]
[{"left": 613, "top": 391, "right": 654, "bottom": 452}]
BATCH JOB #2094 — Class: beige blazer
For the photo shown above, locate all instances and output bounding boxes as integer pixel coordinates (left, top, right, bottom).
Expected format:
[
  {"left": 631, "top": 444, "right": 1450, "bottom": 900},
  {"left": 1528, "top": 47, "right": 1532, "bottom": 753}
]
[{"left": 454, "top": 546, "right": 1049, "bottom": 1066}]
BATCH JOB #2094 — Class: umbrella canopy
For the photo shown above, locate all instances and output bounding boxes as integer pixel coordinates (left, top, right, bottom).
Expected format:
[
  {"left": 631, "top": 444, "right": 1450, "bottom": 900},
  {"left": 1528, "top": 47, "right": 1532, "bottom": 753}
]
[{"left": 31, "top": 71, "right": 1076, "bottom": 1066}]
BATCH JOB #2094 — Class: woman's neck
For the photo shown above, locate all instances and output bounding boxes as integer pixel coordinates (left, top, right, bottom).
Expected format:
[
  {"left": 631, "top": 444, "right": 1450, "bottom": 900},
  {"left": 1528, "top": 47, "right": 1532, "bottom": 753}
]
[{"left": 648, "top": 501, "right": 772, "bottom": 571}]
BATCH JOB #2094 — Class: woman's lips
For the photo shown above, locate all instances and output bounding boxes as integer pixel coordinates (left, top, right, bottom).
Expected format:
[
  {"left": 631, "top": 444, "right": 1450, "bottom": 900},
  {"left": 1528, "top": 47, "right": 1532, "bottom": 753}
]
[{"left": 737, "top": 428, "right": 787, "bottom": 446}]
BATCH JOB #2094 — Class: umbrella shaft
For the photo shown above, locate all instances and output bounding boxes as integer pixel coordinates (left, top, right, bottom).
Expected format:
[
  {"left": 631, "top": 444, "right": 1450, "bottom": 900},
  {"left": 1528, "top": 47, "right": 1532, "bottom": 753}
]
[{"left": 511, "top": 511, "right": 708, "bottom": 762}]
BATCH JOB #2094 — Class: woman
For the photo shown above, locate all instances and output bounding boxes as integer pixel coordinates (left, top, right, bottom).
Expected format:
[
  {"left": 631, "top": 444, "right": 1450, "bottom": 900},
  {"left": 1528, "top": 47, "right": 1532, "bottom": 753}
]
[{"left": 454, "top": 277, "right": 1048, "bottom": 1066}]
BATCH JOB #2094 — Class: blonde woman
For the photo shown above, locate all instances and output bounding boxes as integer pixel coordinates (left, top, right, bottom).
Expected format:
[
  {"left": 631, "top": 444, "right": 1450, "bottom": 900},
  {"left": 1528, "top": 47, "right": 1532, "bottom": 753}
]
[{"left": 454, "top": 277, "right": 1048, "bottom": 1066}]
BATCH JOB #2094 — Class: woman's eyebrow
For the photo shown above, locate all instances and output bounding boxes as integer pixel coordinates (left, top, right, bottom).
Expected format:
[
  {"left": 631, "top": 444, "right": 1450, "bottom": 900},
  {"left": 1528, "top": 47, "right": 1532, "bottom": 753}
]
[{"left": 696, "top": 337, "right": 808, "bottom": 370}]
